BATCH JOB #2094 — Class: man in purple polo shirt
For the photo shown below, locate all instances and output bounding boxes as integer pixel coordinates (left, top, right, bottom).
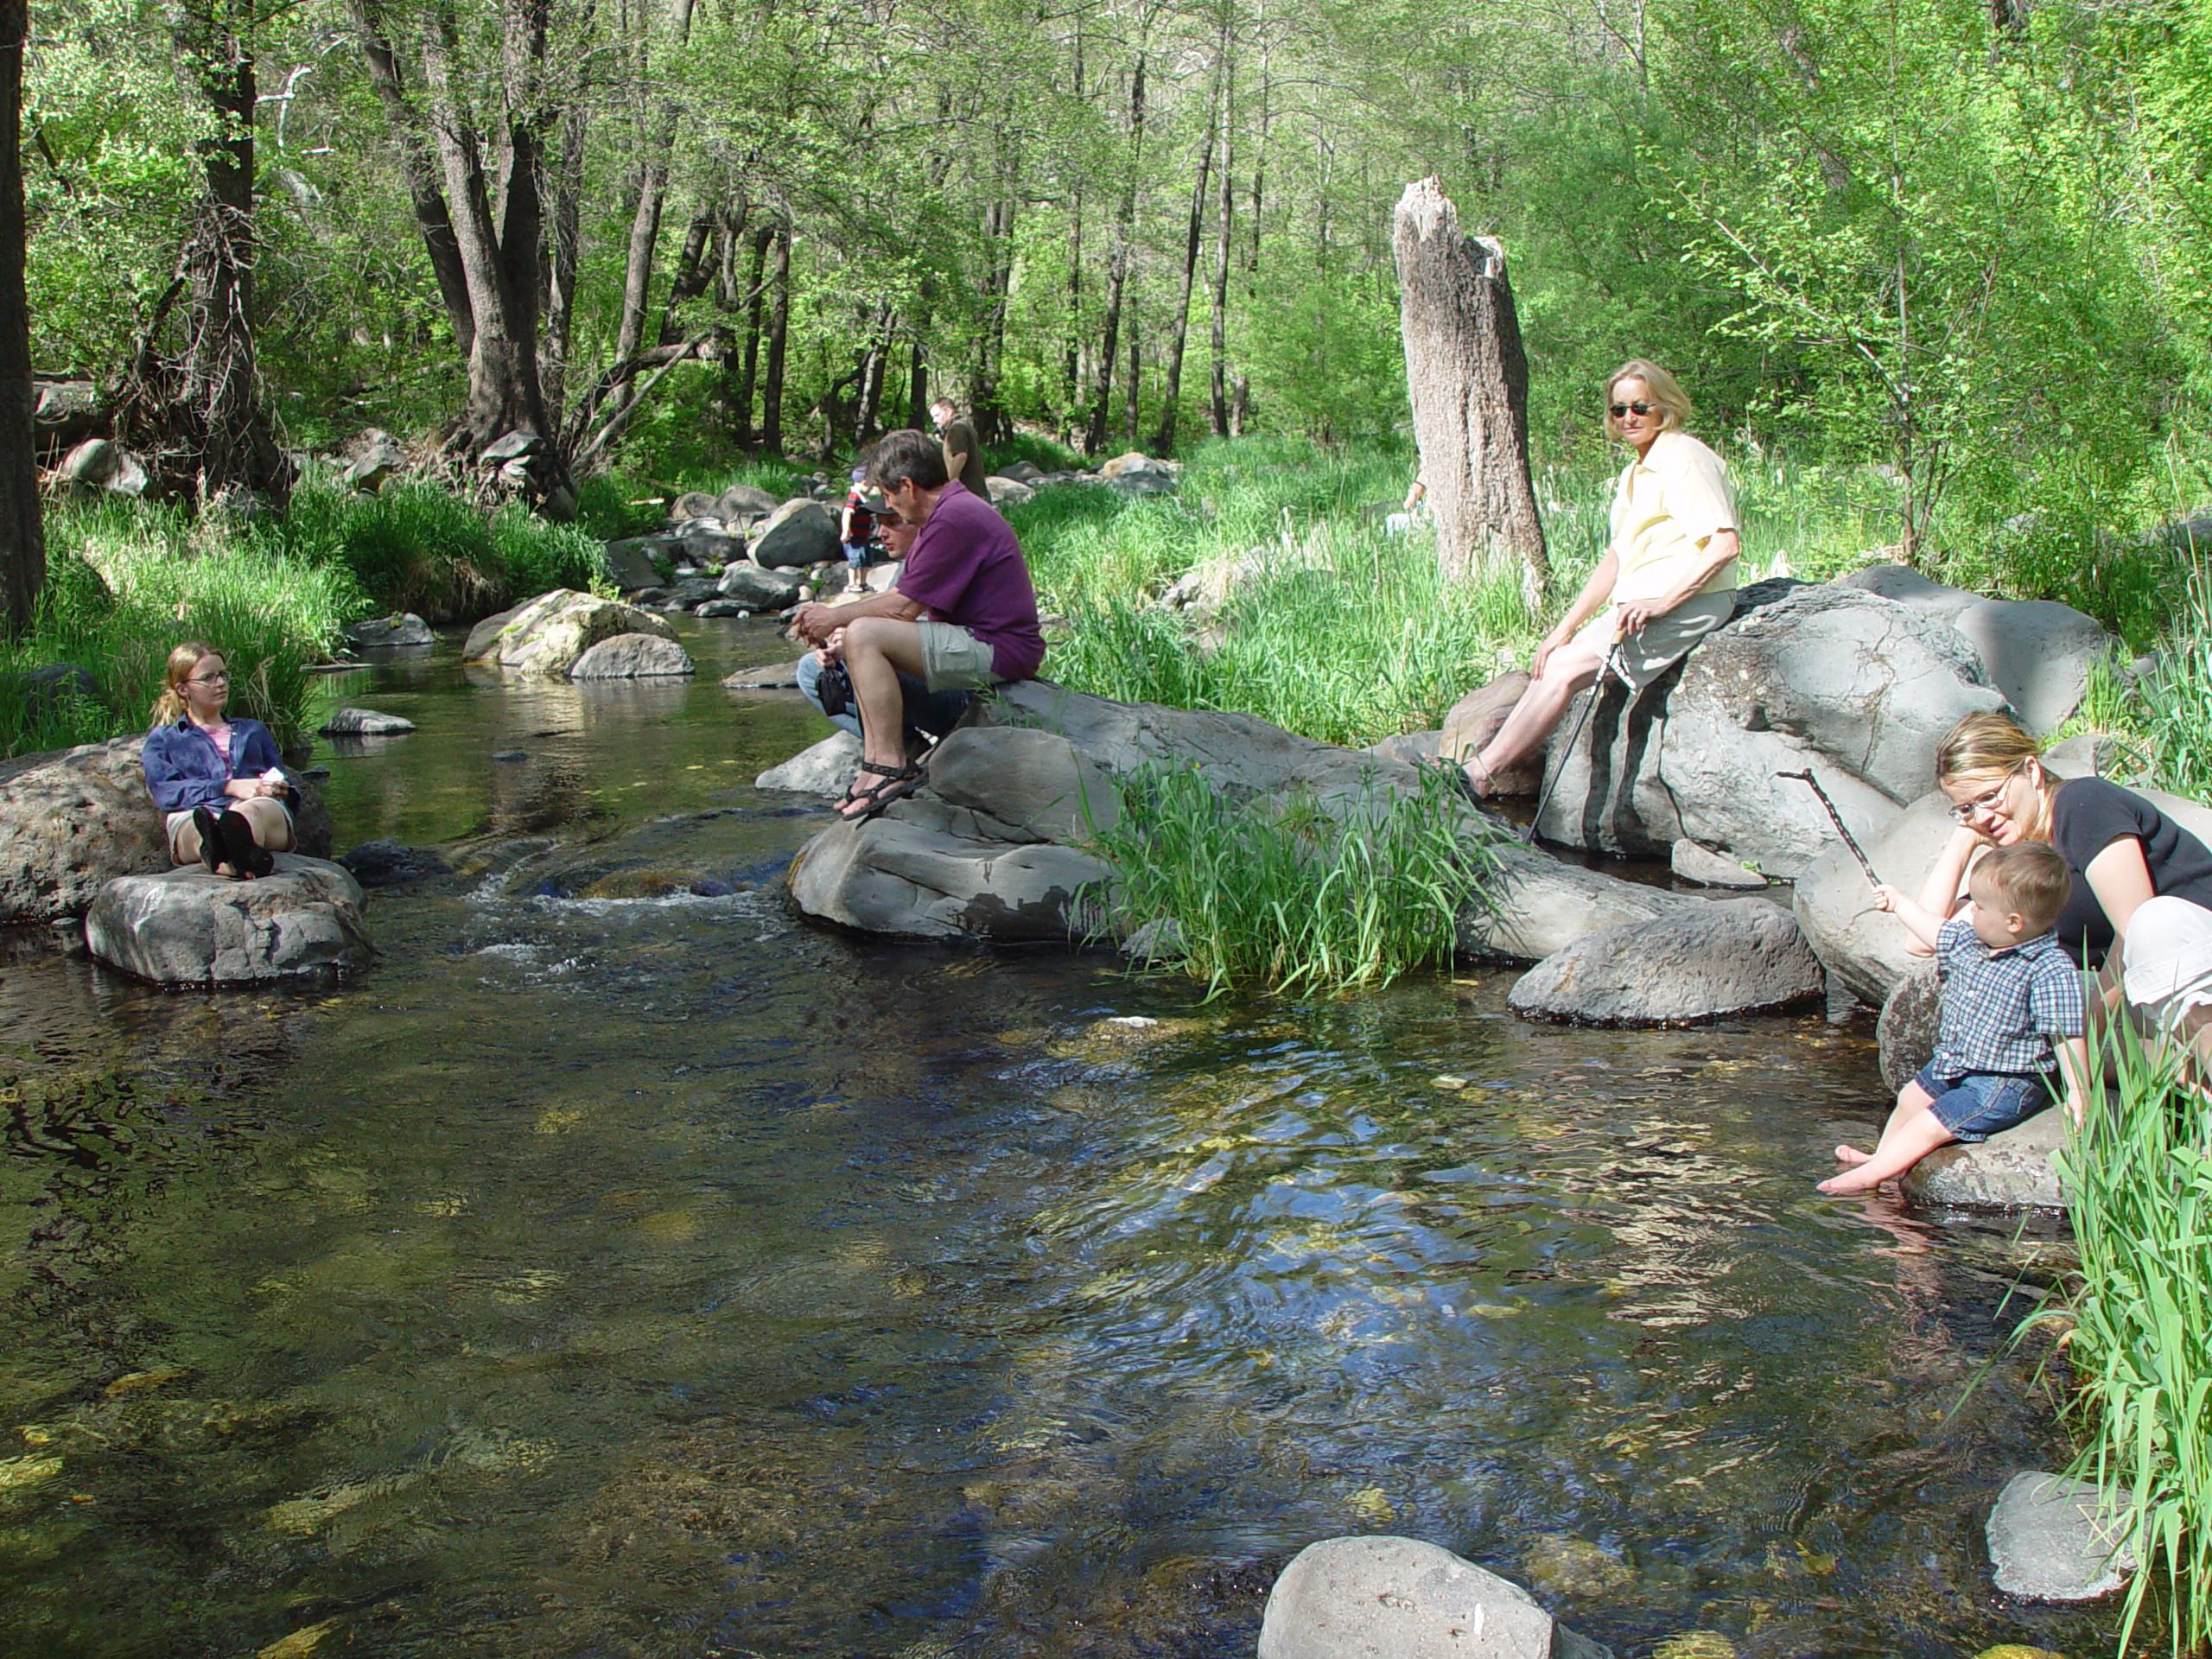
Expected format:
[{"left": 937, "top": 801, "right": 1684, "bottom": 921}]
[{"left": 790, "top": 429, "right": 1045, "bottom": 820}]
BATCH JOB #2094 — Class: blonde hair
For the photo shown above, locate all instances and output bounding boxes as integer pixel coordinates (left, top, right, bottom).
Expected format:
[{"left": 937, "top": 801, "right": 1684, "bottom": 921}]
[
  {"left": 149, "top": 640, "right": 222, "bottom": 727},
  {"left": 1605, "top": 359, "right": 1694, "bottom": 442},
  {"left": 1935, "top": 711, "right": 2054, "bottom": 842},
  {"left": 1975, "top": 841, "right": 2072, "bottom": 933}
]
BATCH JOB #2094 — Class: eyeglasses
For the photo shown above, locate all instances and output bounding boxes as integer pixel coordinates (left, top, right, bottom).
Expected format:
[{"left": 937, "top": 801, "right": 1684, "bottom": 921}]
[
  {"left": 1948, "top": 765, "right": 2024, "bottom": 823},
  {"left": 1609, "top": 401, "right": 1656, "bottom": 418},
  {"left": 187, "top": 671, "right": 230, "bottom": 685}
]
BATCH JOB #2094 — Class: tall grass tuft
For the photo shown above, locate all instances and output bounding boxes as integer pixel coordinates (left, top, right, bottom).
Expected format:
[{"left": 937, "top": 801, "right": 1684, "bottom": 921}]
[
  {"left": 1085, "top": 762, "right": 1489, "bottom": 997},
  {"left": 2049, "top": 1015, "right": 2212, "bottom": 1656}
]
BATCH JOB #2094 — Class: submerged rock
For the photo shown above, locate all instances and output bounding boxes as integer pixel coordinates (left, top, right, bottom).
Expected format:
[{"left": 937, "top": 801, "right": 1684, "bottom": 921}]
[
  {"left": 1257, "top": 1535, "right": 1610, "bottom": 1659},
  {"left": 320, "top": 707, "right": 416, "bottom": 736},
  {"left": 340, "top": 613, "right": 432, "bottom": 650},
  {"left": 338, "top": 839, "right": 449, "bottom": 888},
  {"left": 1507, "top": 897, "right": 1824, "bottom": 1026},
  {"left": 85, "top": 857, "right": 372, "bottom": 984},
  {"left": 1986, "top": 1471, "right": 2138, "bottom": 1601},
  {"left": 1521, "top": 1535, "right": 1634, "bottom": 1599}
]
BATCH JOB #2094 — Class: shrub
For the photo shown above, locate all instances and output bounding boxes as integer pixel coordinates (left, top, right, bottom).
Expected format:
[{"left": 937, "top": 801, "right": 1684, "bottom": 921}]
[{"left": 1085, "top": 763, "right": 1489, "bottom": 997}]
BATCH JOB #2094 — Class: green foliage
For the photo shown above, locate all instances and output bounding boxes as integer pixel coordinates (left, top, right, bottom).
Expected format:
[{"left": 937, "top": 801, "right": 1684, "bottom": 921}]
[
  {"left": 1086, "top": 762, "right": 1488, "bottom": 997},
  {"left": 264, "top": 485, "right": 608, "bottom": 621},
  {"left": 1, "top": 499, "right": 359, "bottom": 758},
  {"left": 2047, "top": 1015, "right": 2212, "bottom": 1657}
]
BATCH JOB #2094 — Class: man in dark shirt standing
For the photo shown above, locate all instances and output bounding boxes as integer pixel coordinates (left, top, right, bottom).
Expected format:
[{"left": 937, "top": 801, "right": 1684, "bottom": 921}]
[{"left": 790, "top": 429, "right": 1045, "bottom": 820}]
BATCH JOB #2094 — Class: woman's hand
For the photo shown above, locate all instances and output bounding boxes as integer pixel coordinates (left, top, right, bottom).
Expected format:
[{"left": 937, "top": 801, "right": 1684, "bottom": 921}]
[{"left": 1529, "top": 626, "right": 1573, "bottom": 681}]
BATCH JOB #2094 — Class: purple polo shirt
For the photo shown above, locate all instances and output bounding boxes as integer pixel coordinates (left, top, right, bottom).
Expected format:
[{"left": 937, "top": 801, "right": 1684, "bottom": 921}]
[{"left": 894, "top": 480, "right": 1045, "bottom": 681}]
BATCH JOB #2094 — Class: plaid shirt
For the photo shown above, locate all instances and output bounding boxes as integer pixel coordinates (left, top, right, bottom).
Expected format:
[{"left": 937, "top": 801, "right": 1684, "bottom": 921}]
[{"left": 1932, "top": 916, "right": 2086, "bottom": 1080}]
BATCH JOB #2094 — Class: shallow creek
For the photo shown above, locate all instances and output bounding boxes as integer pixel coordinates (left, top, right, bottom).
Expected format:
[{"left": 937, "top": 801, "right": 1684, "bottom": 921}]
[{"left": 1, "top": 619, "right": 2111, "bottom": 1658}]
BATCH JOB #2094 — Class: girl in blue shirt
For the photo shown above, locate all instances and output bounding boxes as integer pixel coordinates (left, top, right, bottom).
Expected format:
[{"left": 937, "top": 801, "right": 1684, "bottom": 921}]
[{"left": 139, "top": 640, "right": 295, "bottom": 878}]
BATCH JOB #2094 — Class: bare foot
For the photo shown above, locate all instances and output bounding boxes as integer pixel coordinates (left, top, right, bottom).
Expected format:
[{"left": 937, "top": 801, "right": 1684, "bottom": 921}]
[
  {"left": 1461, "top": 756, "right": 1497, "bottom": 799},
  {"left": 1817, "top": 1166, "right": 1887, "bottom": 1195},
  {"left": 1833, "top": 1143, "right": 1873, "bottom": 1166}
]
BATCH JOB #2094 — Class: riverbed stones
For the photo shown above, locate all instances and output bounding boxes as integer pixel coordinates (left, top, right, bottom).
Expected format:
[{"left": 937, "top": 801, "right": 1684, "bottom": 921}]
[
  {"left": 84, "top": 857, "right": 372, "bottom": 984},
  {"left": 1521, "top": 1535, "right": 1634, "bottom": 1600},
  {"left": 320, "top": 707, "right": 416, "bottom": 736},
  {"left": 1672, "top": 838, "right": 1767, "bottom": 888},
  {"left": 1507, "top": 897, "right": 1825, "bottom": 1025},
  {"left": 1986, "top": 1472, "right": 2138, "bottom": 1600},
  {"left": 0, "top": 736, "right": 170, "bottom": 923},
  {"left": 1904, "top": 1107, "right": 2069, "bottom": 1209},
  {"left": 569, "top": 633, "right": 696, "bottom": 679},
  {"left": 1257, "top": 1535, "right": 1608, "bottom": 1659},
  {"left": 1535, "top": 581, "right": 2004, "bottom": 877},
  {"left": 751, "top": 499, "right": 841, "bottom": 569},
  {"left": 463, "top": 589, "right": 677, "bottom": 677},
  {"left": 1953, "top": 598, "right": 2114, "bottom": 735},
  {"left": 718, "top": 558, "right": 805, "bottom": 608}
]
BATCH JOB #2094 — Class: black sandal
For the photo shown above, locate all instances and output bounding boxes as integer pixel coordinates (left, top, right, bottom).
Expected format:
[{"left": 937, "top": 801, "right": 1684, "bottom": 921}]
[
  {"left": 219, "top": 810, "right": 274, "bottom": 878},
  {"left": 192, "top": 805, "right": 225, "bottom": 874},
  {"left": 835, "top": 759, "right": 926, "bottom": 823}
]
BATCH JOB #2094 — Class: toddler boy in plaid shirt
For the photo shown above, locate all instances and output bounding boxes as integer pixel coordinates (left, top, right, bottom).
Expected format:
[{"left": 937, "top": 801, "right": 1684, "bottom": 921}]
[{"left": 1819, "top": 841, "right": 2088, "bottom": 1195}]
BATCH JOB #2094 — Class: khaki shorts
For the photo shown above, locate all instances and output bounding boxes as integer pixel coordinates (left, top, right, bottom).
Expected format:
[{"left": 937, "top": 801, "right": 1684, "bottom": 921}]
[
  {"left": 918, "top": 620, "right": 1001, "bottom": 692},
  {"left": 1570, "top": 590, "right": 1736, "bottom": 690}
]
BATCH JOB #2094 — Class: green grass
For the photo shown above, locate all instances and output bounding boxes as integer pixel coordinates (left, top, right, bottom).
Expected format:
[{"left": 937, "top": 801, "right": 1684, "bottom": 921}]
[
  {"left": 3, "top": 500, "right": 361, "bottom": 758},
  {"left": 2047, "top": 1017, "right": 2212, "bottom": 1657},
  {"left": 1084, "top": 762, "right": 1489, "bottom": 997}
]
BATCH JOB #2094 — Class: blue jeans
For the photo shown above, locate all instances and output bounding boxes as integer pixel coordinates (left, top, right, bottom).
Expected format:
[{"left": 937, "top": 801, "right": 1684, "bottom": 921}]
[
  {"left": 793, "top": 652, "right": 969, "bottom": 742},
  {"left": 1914, "top": 1063, "right": 2055, "bottom": 1143}
]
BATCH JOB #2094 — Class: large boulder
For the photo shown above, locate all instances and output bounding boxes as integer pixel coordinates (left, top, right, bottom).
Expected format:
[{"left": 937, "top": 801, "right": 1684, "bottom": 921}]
[
  {"left": 84, "top": 856, "right": 372, "bottom": 984},
  {"left": 925, "top": 728, "right": 1122, "bottom": 842},
  {"left": 1792, "top": 791, "right": 1961, "bottom": 1006},
  {"left": 1458, "top": 845, "right": 1694, "bottom": 963},
  {"left": 0, "top": 736, "right": 170, "bottom": 923},
  {"left": 1839, "top": 562, "right": 1980, "bottom": 623},
  {"left": 1506, "top": 897, "right": 1825, "bottom": 1025},
  {"left": 1904, "top": 1107, "right": 2069, "bottom": 1209},
  {"left": 600, "top": 537, "right": 668, "bottom": 592},
  {"left": 341, "top": 612, "right": 432, "bottom": 650},
  {"left": 787, "top": 803, "right": 1110, "bottom": 942},
  {"left": 750, "top": 499, "right": 841, "bottom": 569},
  {"left": 1535, "top": 582, "right": 2005, "bottom": 876},
  {"left": 1257, "top": 1535, "right": 1607, "bottom": 1659},
  {"left": 1952, "top": 598, "right": 2115, "bottom": 735},
  {"left": 717, "top": 559, "right": 805, "bottom": 608},
  {"left": 568, "top": 632, "right": 695, "bottom": 680},
  {"left": 1876, "top": 957, "right": 1942, "bottom": 1093},
  {"left": 986, "top": 475, "right": 1036, "bottom": 506},
  {"left": 462, "top": 589, "right": 677, "bottom": 677}
]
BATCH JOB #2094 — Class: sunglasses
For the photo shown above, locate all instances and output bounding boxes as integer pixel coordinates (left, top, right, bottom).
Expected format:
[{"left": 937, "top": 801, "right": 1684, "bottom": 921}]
[{"left": 1609, "top": 401, "right": 1656, "bottom": 419}]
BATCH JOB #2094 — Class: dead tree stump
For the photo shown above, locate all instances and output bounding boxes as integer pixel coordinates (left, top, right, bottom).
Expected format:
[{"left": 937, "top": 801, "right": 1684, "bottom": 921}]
[{"left": 1391, "top": 178, "right": 1548, "bottom": 607}]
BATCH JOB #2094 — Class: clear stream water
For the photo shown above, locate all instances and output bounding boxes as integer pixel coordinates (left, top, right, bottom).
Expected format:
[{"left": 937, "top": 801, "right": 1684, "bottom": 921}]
[{"left": 0, "top": 619, "right": 2112, "bottom": 1659}]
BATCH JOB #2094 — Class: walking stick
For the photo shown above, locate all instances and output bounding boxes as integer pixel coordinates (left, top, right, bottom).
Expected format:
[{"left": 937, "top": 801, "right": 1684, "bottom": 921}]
[
  {"left": 1779, "top": 769, "right": 1879, "bottom": 887},
  {"left": 1522, "top": 641, "right": 1625, "bottom": 845}
]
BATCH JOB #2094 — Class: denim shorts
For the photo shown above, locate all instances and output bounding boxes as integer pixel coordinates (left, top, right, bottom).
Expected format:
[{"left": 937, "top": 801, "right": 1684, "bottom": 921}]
[{"left": 1914, "top": 1064, "right": 2055, "bottom": 1143}]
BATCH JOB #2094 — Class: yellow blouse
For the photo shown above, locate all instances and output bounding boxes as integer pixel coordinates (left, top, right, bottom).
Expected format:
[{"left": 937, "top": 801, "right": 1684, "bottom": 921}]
[{"left": 1608, "top": 429, "right": 1738, "bottom": 603}]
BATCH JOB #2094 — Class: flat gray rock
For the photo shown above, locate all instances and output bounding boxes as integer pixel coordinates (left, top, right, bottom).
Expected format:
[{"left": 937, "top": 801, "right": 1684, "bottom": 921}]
[
  {"left": 600, "top": 537, "right": 668, "bottom": 592},
  {"left": 1672, "top": 838, "right": 1766, "bottom": 888},
  {"left": 725, "top": 661, "right": 803, "bottom": 690},
  {"left": 567, "top": 632, "right": 695, "bottom": 680},
  {"left": 717, "top": 558, "right": 804, "bottom": 608},
  {"left": 1904, "top": 1106, "right": 2069, "bottom": 1209},
  {"left": 321, "top": 706, "right": 416, "bottom": 736},
  {"left": 786, "top": 810, "right": 1109, "bottom": 942},
  {"left": 1508, "top": 896, "right": 1824, "bottom": 1025},
  {"left": 341, "top": 613, "right": 432, "bottom": 650},
  {"left": 1953, "top": 597, "right": 2114, "bottom": 735},
  {"left": 1258, "top": 1535, "right": 1607, "bottom": 1659},
  {"left": 756, "top": 731, "right": 861, "bottom": 795},
  {"left": 1459, "top": 845, "right": 1694, "bottom": 963},
  {"left": 1986, "top": 1471, "right": 2137, "bottom": 1600},
  {"left": 85, "top": 856, "right": 372, "bottom": 984}
]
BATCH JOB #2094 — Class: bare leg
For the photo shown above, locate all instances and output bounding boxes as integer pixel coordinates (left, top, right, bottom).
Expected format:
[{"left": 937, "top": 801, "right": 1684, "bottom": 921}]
[
  {"left": 838, "top": 615, "right": 931, "bottom": 772},
  {"left": 171, "top": 819, "right": 206, "bottom": 868},
  {"left": 1821, "top": 1081, "right": 1954, "bottom": 1194},
  {"left": 1466, "top": 637, "right": 1605, "bottom": 796}
]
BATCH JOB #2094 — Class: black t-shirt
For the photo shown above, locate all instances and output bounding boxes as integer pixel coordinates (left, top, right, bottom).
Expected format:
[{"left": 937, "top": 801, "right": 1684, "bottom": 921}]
[{"left": 2048, "top": 776, "right": 2212, "bottom": 966}]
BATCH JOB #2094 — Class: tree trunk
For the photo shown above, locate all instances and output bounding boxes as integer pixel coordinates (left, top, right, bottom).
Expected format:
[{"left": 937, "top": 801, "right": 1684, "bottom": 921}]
[
  {"left": 658, "top": 197, "right": 718, "bottom": 344},
  {"left": 148, "top": 0, "right": 291, "bottom": 505},
  {"left": 970, "top": 198, "right": 1014, "bottom": 444},
  {"left": 0, "top": 0, "right": 41, "bottom": 639},
  {"left": 1152, "top": 93, "right": 1217, "bottom": 457},
  {"left": 539, "top": 100, "right": 587, "bottom": 429},
  {"left": 1207, "top": 74, "right": 1235, "bottom": 439},
  {"left": 1084, "top": 49, "right": 1144, "bottom": 456},
  {"left": 760, "top": 223, "right": 790, "bottom": 454},
  {"left": 1389, "top": 177, "right": 1548, "bottom": 606},
  {"left": 351, "top": 0, "right": 475, "bottom": 358},
  {"left": 1123, "top": 311, "right": 1140, "bottom": 443},
  {"left": 730, "top": 223, "right": 770, "bottom": 445}
]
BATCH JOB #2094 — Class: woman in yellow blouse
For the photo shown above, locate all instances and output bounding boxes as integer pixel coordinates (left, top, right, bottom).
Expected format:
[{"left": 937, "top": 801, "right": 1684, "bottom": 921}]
[{"left": 1461, "top": 359, "right": 1741, "bottom": 797}]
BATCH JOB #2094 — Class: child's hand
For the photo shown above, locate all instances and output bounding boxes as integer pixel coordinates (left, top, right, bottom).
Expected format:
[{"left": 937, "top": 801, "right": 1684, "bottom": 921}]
[{"left": 1871, "top": 883, "right": 1904, "bottom": 912}]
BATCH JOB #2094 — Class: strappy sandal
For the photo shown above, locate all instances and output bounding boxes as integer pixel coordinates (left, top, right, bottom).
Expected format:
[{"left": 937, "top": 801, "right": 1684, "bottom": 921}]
[{"left": 835, "top": 759, "right": 926, "bottom": 823}]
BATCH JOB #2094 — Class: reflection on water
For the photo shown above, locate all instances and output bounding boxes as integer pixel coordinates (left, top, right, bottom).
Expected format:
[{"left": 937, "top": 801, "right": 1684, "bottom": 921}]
[{"left": 0, "top": 621, "right": 2107, "bottom": 1657}]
